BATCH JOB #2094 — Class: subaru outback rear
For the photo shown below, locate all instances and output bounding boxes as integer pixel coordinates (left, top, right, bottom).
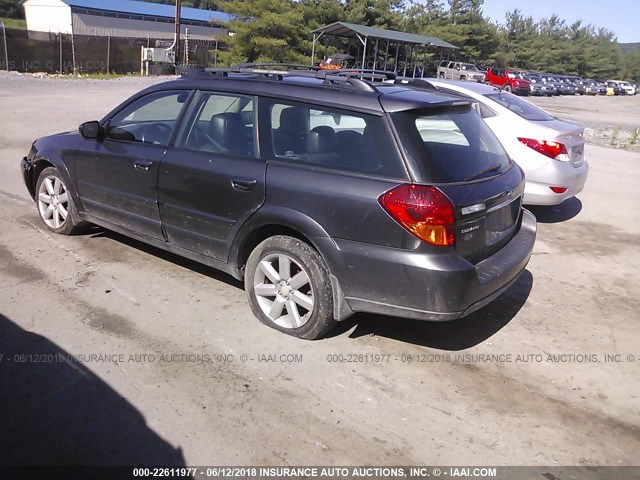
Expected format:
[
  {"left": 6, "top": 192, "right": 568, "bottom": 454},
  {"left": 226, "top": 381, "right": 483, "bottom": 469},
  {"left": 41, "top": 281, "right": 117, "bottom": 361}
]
[{"left": 244, "top": 76, "right": 536, "bottom": 339}]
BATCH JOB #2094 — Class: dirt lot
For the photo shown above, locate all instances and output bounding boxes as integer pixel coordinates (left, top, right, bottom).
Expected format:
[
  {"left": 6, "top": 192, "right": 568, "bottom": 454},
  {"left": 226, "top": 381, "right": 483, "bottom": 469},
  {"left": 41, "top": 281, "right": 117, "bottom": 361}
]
[
  {"left": 529, "top": 93, "right": 640, "bottom": 151},
  {"left": 0, "top": 73, "right": 639, "bottom": 470}
]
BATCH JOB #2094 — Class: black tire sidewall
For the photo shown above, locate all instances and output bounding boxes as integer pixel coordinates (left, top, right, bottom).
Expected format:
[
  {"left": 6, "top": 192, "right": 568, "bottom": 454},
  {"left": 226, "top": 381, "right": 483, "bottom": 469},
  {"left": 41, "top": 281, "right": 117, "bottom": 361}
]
[{"left": 245, "top": 235, "right": 335, "bottom": 340}]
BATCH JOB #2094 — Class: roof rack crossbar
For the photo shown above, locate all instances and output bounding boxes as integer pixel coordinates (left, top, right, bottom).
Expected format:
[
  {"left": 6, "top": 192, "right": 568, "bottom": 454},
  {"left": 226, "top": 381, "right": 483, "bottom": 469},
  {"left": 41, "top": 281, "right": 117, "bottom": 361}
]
[
  {"left": 316, "top": 68, "right": 396, "bottom": 81},
  {"left": 182, "top": 67, "right": 231, "bottom": 77},
  {"left": 233, "top": 62, "right": 320, "bottom": 72}
]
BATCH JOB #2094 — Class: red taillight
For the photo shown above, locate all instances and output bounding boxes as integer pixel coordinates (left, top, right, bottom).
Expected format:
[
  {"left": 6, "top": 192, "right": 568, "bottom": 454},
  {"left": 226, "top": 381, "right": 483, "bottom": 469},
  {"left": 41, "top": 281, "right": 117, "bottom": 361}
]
[
  {"left": 518, "top": 137, "right": 568, "bottom": 159},
  {"left": 378, "top": 184, "right": 455, "bottom": 246},
  {"left": 550, "top": 186, "right": 567, "bottom": 193}
]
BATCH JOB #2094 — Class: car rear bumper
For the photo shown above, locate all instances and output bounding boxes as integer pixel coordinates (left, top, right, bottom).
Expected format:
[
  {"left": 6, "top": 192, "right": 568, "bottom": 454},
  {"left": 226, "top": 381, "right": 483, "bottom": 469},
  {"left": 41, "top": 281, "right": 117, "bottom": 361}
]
[
  {"left": 523, "top": 160, "right": 589, "bottom": 206},
  {"left": 318, "top": 209, "right": 537, "bottom": 321}
]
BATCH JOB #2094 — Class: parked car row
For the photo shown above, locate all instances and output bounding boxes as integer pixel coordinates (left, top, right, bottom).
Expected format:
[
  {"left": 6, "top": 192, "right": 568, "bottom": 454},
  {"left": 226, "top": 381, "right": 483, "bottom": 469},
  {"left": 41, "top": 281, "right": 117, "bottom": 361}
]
[{"left": 480, "top": 66, "right": 637, "bottom": 97}]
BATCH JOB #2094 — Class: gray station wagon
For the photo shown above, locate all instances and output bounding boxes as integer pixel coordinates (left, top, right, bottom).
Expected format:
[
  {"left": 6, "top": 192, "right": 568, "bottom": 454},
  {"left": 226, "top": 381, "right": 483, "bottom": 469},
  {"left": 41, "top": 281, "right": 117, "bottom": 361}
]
[{"left": 20, "top": 66, "right": 536, "bottom": 339}]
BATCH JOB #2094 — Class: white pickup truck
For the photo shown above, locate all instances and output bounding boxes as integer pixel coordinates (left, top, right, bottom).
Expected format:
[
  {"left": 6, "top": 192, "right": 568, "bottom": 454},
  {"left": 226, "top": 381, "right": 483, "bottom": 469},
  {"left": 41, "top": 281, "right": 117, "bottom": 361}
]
[{"left": 437, "top": 61, "right": 485, "bottom": 82}]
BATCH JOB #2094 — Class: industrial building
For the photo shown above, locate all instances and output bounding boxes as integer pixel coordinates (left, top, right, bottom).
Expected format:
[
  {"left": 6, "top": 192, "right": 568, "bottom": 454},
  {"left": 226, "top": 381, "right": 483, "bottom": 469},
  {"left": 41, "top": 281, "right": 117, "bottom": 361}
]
[{"left": 22, "top": 0, "right": 230, "bottom": 40}]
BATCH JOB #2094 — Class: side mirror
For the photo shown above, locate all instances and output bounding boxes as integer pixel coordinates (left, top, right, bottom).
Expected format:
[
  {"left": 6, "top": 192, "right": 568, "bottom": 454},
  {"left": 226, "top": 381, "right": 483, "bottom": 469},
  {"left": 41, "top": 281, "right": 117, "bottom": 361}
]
[{"left": 79, "top": 121, "right": 102, "bottom": 140}]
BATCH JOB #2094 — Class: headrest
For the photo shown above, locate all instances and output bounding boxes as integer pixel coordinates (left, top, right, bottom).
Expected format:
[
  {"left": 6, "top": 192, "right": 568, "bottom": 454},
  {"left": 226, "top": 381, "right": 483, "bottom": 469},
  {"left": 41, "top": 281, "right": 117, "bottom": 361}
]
[
  {"left": 279, "top": 107, "right": 310, "bottom": 136},
  {"left": 210, "top": 113, "right": 243, "bottom": 147},
  {"left": 336, "top": 130, "right": 365, "bottom": 146},
  {"left": 306, "top": 126, "right": 336, "bottom": 154}
]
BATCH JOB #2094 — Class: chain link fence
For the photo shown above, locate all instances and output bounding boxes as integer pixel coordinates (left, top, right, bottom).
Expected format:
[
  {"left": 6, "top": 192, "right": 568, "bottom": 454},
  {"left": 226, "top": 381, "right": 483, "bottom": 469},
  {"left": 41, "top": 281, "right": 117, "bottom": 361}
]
[{"left": 0, "top": 28, "right": 216, "bottom": 74}]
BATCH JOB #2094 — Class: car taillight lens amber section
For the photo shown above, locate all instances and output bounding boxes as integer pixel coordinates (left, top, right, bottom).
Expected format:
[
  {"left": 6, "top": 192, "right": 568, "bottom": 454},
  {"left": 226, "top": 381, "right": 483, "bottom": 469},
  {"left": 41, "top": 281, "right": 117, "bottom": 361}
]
[
  {"left": 378, "top": 184, "right": 455, "bottom": 246},
  {"left": 518, "top": 137, "right": 568, "bottom": 159}
]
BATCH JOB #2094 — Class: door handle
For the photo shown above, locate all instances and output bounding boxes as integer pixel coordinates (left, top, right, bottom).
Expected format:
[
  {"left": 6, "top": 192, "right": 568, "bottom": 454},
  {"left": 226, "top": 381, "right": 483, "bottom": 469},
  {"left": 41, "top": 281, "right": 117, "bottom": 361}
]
[
  {"left": 134, "top": 160, "right": 153, "bottom": 171},
  {"left": 231, "top": 178, "right": 257, "bottom": 192}
]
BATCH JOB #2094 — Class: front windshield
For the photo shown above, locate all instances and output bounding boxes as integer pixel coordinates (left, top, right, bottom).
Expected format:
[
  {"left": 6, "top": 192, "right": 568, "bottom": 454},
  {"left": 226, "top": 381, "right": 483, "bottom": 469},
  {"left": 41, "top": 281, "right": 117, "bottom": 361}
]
[
  {"left": 462, "top": 64, "right": 478, "bottom": 71},
  {"left": 484, "top": 91, "right": 556, "bottom": 121}
]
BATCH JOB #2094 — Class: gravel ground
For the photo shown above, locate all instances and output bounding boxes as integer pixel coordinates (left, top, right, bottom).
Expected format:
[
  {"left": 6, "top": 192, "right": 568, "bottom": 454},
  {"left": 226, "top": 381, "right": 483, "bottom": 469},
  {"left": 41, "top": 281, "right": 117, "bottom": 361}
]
[
  {"left": 529, "top": 93, "right": 640, "bottom": 151},
  {"left": 0, "top": 73, "right": 639, "bottom": 470}
]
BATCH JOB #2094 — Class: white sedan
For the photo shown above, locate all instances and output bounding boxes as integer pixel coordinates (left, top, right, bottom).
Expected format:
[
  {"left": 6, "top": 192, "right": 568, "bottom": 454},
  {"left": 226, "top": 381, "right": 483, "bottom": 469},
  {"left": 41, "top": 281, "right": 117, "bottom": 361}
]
[{"left": 423, "top": 79, "right": 589, "bottom": 206}]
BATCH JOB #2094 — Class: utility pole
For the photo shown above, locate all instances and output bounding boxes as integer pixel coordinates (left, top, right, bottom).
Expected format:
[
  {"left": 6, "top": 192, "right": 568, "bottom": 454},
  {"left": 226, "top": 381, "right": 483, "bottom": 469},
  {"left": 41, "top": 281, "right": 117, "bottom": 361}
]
[
  {"left": 0, "top": 21, "right": 8, "bottom": 71},
  {"left": 174, "top": 0, "right": 182, "bottom": 70},
  {"left": 106, "top": 32, "right": 111, "bottom": 74}
]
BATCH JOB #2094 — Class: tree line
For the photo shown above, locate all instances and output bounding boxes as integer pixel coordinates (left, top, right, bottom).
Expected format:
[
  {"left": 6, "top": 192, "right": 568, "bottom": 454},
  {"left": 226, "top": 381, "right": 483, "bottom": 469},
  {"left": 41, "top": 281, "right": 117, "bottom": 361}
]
[
  {"left": 210, "top": 0, "right": 639, "bottom": 81},
  {"left": 4, "top": 0, "right": 637, "bottom": 81}
]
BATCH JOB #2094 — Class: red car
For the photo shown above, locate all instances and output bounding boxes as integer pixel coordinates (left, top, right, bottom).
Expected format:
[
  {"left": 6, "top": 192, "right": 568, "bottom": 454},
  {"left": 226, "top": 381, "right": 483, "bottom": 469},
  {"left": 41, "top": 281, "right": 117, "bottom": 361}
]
[{"left": 485, "top": 67, "right": 531, "bottom": 96}]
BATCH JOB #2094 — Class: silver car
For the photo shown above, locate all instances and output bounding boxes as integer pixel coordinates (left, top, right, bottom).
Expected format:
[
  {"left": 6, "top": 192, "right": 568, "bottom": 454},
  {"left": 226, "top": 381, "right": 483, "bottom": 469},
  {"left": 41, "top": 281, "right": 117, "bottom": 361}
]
[{"left": 425, "top": 79, "right": 589, "bottom": 206}]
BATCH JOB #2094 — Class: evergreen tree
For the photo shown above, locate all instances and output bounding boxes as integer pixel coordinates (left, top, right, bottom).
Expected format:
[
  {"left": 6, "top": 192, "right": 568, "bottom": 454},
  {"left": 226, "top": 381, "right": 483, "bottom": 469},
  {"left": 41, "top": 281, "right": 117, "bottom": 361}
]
[{"left": 215, "top": 0, "right": 310, "bottom": 65}]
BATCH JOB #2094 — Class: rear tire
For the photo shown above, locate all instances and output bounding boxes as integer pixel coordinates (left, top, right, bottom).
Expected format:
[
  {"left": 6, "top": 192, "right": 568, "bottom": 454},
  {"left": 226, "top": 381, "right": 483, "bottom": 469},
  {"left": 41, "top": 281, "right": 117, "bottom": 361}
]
[
  {"left": 245, "top": 235, "right": 336, "bottom": 340},
  {"left": 35, "top": 167, "right": 86, "bottom": 235}
]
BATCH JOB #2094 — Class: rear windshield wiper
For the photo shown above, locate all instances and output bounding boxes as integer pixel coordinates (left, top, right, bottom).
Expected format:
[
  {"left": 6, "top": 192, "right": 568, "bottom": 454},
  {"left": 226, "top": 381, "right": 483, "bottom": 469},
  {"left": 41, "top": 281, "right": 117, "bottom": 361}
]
[{"left": 465, "top": 164, "right": 502, "bottom": 181}]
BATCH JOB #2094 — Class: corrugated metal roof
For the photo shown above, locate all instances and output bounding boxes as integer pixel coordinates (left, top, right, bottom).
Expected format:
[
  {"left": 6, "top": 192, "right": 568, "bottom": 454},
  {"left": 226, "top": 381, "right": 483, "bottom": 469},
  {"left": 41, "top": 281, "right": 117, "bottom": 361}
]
[
  {"left": 61, "top": 0, "right": 233, "bottom": 24},
  {"left": 311, "top": 21, "right": 458, "bottom": 50}
]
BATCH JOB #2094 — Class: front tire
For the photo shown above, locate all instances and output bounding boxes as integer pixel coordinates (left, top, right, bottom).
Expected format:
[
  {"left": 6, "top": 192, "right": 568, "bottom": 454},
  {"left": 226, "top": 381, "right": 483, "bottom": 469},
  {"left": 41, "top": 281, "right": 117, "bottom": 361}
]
[
  {"left": 35, "top": 167, "right": 85, "bottom": 235},
  {"left": 504, "top": 84, "right": 512, "bottom": 93},
  {"left": 245, "top": 235, "right": 336, "bottom": 340}
]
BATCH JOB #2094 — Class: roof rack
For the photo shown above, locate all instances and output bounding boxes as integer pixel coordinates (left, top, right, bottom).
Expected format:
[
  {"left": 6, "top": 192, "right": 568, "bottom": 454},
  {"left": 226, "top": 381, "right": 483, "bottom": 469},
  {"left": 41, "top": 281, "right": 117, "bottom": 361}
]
[
  {"left": 182, "top": 63, "right": 384, "bottom": 93},
  {"left": 315, "top": 68, "right": 397, "bottom": 81},
  {"left": 233, "top": 62, "right": 321, "bottom": 72},
  {"left": 183, "top": 63, "right": 320, "bottom": 78}
]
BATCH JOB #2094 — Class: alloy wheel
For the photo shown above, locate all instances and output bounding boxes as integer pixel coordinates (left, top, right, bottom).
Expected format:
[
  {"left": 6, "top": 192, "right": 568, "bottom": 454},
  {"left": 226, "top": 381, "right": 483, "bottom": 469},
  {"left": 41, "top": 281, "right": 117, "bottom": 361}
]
[
  {"left": 252, "top": 253, "right": 314, "bottom": 329},
  {"left": 37, "top": 174, "right": 69, "bottom": 229}
]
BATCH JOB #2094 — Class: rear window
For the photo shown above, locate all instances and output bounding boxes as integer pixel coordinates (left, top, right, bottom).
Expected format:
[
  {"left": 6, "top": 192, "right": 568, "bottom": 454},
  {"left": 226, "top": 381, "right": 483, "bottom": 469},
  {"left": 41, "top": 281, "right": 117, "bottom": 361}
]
[
  {"left": 392, "top": 106, "right": 512, "bottom": 183},
  {"left": 484, "top": 92, "right": 555, "bottom": 121}
]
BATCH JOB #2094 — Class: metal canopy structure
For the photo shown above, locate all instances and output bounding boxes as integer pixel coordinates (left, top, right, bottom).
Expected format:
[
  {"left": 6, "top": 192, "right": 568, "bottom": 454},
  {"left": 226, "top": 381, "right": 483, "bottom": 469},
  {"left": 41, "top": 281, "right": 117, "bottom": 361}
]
[{"left": 311, "top": 21, "right": 459, "bottom": 78}]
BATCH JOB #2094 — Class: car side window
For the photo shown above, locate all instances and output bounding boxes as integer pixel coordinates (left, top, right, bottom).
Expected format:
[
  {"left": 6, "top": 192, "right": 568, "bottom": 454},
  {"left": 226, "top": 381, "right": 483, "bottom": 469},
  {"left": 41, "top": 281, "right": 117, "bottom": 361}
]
[
  {"left": 178, "top": 92, "right": 256, "bottom": 158},
  {"left": 269, "top": 102, "right": 404, "bottom": 178},
  {"left": 106, "top": 91, "right": 189, "bottom": 146},
  {"left": 479, "top": 103, "right": 497, "bottom": 119}
]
